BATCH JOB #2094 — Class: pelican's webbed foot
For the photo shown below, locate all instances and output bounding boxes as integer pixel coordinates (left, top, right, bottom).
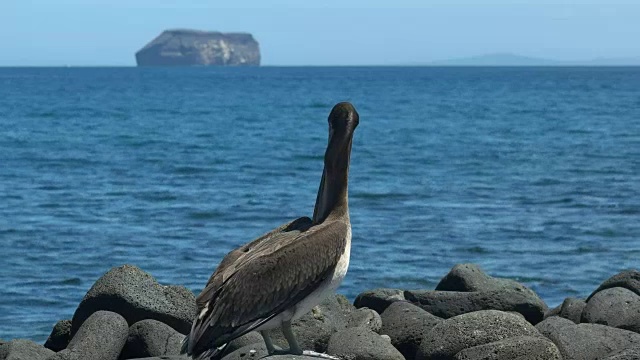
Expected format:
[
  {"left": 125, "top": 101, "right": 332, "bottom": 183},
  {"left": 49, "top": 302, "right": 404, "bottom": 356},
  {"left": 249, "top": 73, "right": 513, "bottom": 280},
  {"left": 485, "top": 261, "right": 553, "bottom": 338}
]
[
  {"left": 302, "top": 350, "right": 341, "bottom": 359},
  {"left": 260, "top": 322, "right": 340, "bottom": 359}
]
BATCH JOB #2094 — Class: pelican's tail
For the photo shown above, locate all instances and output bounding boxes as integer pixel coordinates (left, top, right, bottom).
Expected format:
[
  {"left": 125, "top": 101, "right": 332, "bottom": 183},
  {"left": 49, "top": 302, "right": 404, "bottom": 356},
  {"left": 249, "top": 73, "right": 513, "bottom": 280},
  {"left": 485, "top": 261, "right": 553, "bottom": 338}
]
[{"left": 181, "top": 335, "right": 228, "bottom": 360}]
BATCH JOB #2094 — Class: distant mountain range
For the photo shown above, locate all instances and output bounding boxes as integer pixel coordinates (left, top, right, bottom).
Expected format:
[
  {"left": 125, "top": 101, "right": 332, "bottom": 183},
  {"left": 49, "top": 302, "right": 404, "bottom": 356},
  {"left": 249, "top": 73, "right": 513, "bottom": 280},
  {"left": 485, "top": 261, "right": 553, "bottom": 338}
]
[{"left": 425, "top": 53, "right": 640, "bottom": 66}]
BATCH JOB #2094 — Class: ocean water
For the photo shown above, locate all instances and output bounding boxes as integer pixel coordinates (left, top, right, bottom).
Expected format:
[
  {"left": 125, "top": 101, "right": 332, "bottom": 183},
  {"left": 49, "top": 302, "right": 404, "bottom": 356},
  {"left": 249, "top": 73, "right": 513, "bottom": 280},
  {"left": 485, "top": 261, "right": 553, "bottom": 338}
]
[{"left": 1, "top": 66, "right": 639, "bottom": 342}]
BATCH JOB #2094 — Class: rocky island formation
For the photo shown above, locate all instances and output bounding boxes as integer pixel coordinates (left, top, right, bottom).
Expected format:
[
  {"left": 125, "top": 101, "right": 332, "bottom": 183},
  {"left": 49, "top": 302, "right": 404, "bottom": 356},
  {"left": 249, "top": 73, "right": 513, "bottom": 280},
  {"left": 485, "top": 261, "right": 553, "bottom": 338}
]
[{"left": 135, "top": 29, "right": 260, "bottom": 67}]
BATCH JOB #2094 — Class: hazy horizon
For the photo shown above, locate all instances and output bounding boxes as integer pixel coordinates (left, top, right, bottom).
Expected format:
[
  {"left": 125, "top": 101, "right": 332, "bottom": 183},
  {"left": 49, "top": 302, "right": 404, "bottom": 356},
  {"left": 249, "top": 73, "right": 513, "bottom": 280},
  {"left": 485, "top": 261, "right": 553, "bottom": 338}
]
[{"left": 2, "top": 0, "right": 640, "bottom": 66}]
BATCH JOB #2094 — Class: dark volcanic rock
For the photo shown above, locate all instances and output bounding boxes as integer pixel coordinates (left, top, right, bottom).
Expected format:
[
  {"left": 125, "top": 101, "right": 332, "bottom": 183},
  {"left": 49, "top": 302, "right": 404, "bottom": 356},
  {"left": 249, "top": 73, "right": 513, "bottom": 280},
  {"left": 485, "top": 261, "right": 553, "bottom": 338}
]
[
  {"left": 544, "top": 303, "right": 561, "bottom": 319},
  {"left": 120, "top": 319, "right": 184, "bottom": 359},
  {"left": 453, "top": 336, "right": 561, "bottom": 360},
  {"left": 217, "top": 343, "right": 320, "bottom": 360},
  {"left": 220, "top": 342, "right": 269, "bottom": 360},
  {"left": 544, "top": 297, "right": 586, "bottom": 324},
  {"left": 380, "top": 301, "right": 443, "bottom": 359},
  {"left": 346, "top": 308, "right": 382, "bottom": 333},
  {"left": 136, "top": 29, "right": 260, "bottom": 67},
  {"left": 416, "top": 310, "right": 543, "bottom": 360},
  {"left": 429, "top": 263, "right": 548, "bottom": 324},
  {"left": 44, "top": 319, "right": 72, "bottom": 352},
  {"left": 65, "top": 311, "right": 129, "bottom": 360},
  {"left": 266, "top": 294, "right": 353, "bottom": 353},
  {"left": 582, "top": 287, "right": 640, "bottom": 333},
  {"left": 224, "top": 331, "right": 264, "bottom": 354},
  {"left": 602, "top": 346, "right": 640, "bottom": 360},
  {"left": 45, "top": 349, "right": 74, "bottom": 360},
  {"left": 268, "top": 357, "right": 332, "bottom": 360},
  {"left": 536, "top": 315, "right": 640, "bottom": 360},
  {"left": 354, "top": 289, "right": 405, "bottom": 314},
  {"left": 436, "top": 263, "right": 534, "bottom": 294},
  {"left": 405, "top": 288, "right": 547, "bottom": 325},
  {"left": 70, "top": 265, "right": 196, "bottom": 335},
  {"left": 0, "top": 339, "right": 54, "bottom": 360},
  {"left": 127, "top": 357, "right": 187, "bottom": 360},
  {"left": 588, "top": 269, "right": 640, "bottom": 300},
  {"left": 327, "top": 327, "right": 404, "bottom": 360}
]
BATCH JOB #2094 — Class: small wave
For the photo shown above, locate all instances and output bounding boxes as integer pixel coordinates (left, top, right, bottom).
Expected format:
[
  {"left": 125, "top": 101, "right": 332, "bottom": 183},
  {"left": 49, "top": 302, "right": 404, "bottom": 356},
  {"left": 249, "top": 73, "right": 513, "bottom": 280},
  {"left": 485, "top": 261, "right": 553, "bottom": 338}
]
[
  {"left": 582, "top": 228, "right": 621, "bottom": 238},
  {"left": 188, "top": 210, "right": 224, "bottom": 220},
  {"left": 27, "top": 111, "right": 59, "bottom": 119},
  {"left": 531, "top": 178, "right": 563, "bottom": 186},
  {"left": 456, "top": 246, "right": 491, "bottom": 254},
  {"left": 60, "top": 277, "right": 82, "bottom": 285},
  {"left": 511, "top": 275, "right": 548, "bottom": 283},
  {"left": 172, "top": 165, "right": 211, "bottom": 175},
  {"left": 37, "top": 202, "right": 62, "bottom": 209},
  {"left": 575, "top": 246, "right": 610, "bottom": 254},
  {"left": 134, "top": 191, "right": 178, "bottom": 202},
  {"left": 351, "top": 191, "right": 409, "bottom": 200},
  {"left": 36, "top": 184, "right": 66, "bottom": 191},
  {"left": 293, "top": 154, "right": 324, "bottom": 161},
  {"left": 615, "top": 207, "right": 640, "bottom": 215},
  {"left": 308, "top": 102, "right": 330, "bottom": 109}
]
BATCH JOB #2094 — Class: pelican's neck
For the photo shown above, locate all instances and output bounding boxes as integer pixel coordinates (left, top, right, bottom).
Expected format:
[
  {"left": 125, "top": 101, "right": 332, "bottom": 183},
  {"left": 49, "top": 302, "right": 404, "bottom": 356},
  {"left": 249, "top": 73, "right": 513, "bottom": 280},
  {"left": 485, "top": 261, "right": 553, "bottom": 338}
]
[{"left": 312, "top": 160, "right": 350, "bottom": 224}]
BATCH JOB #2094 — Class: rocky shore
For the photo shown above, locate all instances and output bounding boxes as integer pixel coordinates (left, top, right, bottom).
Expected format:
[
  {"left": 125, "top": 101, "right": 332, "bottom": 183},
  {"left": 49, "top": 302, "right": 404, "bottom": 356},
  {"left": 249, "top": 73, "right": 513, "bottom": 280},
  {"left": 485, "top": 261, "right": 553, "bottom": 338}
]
[{"left": 2, "top": 264, "right": 640, "bottom": 360}]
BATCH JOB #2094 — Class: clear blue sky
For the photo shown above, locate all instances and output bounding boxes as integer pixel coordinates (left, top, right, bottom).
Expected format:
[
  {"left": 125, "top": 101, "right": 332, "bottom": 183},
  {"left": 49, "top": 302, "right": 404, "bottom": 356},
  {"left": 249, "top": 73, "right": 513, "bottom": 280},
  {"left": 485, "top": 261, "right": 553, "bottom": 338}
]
[{"left": 1, "top": 0, "right": 639, "bottom": 66}]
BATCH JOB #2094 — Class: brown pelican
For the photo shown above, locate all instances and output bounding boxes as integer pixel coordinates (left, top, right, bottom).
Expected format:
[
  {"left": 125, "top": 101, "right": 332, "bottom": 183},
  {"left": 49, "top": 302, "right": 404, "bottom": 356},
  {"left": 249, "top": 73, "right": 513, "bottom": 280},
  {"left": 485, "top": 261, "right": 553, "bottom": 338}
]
[{"left": 182, "top": 102, "right": 359, "bottom": 359}]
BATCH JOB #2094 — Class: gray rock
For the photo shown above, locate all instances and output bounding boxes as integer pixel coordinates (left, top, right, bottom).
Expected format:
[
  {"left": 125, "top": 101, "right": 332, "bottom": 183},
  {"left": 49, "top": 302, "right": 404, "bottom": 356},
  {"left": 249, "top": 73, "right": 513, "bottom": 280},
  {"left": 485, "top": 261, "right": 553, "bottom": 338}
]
[
  {"left": 268, "top": 357, "right": 335, "bottom": 360},
  {"left": 544, "top": 303, "right": 561, "bottom": 319},
  {"left": 354, "top": 289, "right": 405, "bottom": 314},
  {"left": 120, "top": 319, "right": 185, "bottom": 359},
  {"left": 416, "top": 310, "right": 543, "bottom": 360},
  {"left": 266, "top": 294, "right": 353, "bottom": 353},
  {"left": 44, "top": 319, "right": 72, "bottom": 352},
  {"left": 582, "top": 287, "right": 640, "bottom": 333},
  {"left": 71, "top": 265, "right": 196, "bottom": 335},
  {"left": 588, "top": 269, "right": 640, "bottom": 300},
  {"left": 327, "top": 327, "right": 404, "bottom": 360},
  {"left": 44, "top": 349, "right": 74, "bottom": 360},
  {"left": 346, "top": 308, "right": 382, "bottom": 333},
  {"left": 65, "top": 310, "right": 129, "bottom": 360},
  {"left": 224, "top": 331, "right": 264, "bottom": 353},
  {"left": 436, "top": 264, "right": 536, "bottom": 295},
  {"left": 127, "top": 357, "right": 187, "bottom": 360},
  {"left": 336, "top": 294, "right": 358, "bottom": 313},
  {"left": 535, "top": 315, "right": 640, "bottom": 360},
  {"left": 454, "top": 336, "right": 562, "bottom": 360},
  {"left": 0, "top": 339, "right": 54, "bottom": 360},
  {"left": 220, "top": 342, "right": 269, "bottom": 360},
  {"left": 544, "top": 298, "right": 586, "bottom": 324},
  {"left": 136, "top": 30, "right": 261, "bottom": 67},
  {"left": 405, "top": 287, "right": 547, "bottom": 325},
  {"left": 380, "top": 301, "right": 443, "bottom": 359},
  {"left": 602, "top": 346, "right": 640, "bottom": 360}
]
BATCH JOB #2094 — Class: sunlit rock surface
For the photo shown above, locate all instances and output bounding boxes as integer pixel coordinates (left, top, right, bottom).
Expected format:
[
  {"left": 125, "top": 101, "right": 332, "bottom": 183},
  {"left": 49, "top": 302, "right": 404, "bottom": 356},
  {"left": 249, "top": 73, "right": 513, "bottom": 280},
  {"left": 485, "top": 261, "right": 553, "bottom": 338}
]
[{"left": 136, "top": 29, "right": 260, "bottom": 67}]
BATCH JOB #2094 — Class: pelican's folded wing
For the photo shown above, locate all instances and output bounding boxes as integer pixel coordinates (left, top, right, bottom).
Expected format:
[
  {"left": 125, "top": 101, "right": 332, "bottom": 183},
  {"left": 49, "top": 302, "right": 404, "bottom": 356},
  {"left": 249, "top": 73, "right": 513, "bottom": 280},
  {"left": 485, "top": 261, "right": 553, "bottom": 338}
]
[{"left": 186, "top": 220, "right": 348, "bottom": 356}]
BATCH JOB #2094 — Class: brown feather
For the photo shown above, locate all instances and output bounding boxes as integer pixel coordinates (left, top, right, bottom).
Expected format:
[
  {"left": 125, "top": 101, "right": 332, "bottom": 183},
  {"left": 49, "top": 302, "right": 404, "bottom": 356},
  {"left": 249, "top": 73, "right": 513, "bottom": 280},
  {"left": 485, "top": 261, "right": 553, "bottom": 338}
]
[{"left": 187, "top": 219, "right": 348, "bottom": 355}]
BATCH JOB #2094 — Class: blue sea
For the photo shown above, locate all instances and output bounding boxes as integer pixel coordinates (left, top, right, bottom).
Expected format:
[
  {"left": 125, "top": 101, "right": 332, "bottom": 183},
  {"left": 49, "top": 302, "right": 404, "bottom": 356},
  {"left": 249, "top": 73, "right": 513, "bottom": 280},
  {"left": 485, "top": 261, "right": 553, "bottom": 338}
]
[{"left": 1, "top": 66, "right": 639, "bottom": 342}]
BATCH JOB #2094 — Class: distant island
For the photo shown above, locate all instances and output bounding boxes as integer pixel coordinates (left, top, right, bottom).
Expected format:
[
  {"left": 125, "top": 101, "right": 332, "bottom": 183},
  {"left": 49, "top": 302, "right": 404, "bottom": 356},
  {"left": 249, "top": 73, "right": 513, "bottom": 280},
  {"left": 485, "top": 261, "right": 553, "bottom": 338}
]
[
  {"left": 135, "top": 29, "right": 260, "bottom": 67},
  {"left": 427, "top": 53, "right": 640, "bottom": 66}
]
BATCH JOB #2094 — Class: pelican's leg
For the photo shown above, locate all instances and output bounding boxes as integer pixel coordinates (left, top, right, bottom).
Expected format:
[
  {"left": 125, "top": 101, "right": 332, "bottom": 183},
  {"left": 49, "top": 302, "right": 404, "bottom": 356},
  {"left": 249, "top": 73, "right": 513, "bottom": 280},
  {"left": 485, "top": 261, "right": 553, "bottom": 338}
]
[
  {"left": 282, "top": 320, "right": 303, "bottom": 355},
  {"left": 260, "top": 331, "right": 277, "bottom": 354},
  {"left": 283, "top": 321, "right": 340, "bottom": 359}
]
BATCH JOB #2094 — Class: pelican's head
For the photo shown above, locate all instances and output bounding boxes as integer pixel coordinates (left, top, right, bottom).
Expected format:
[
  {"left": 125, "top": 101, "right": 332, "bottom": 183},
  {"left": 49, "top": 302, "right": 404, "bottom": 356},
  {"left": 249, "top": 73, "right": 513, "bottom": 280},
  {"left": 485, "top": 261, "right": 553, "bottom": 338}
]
[
  {"left": 328, "top": 102, "right": 359, "bottom": 139},
  {"left": 325, "top": 102, "right": 358, "bottom": 167}
]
